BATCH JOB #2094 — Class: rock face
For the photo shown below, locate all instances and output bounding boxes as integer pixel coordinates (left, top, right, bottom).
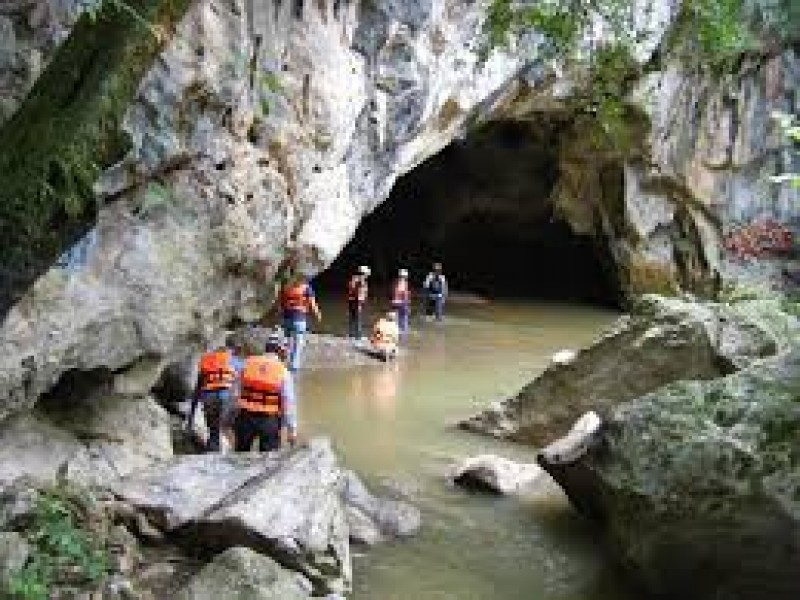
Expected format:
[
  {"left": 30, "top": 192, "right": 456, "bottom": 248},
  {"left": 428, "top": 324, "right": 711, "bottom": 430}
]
[
  {"left": 451, "top": 454, "right": 545, "bottom": 495},
  {"left": 461, "top": 294, "right": 800, "bottom": 445},
  {"left": 0, "top": 393, "right": 173, "bottom": 487},
  {"left": 175, "top": 547, "right": 311, "bottom": 600},
  {"left": 111, "top": 438, "right": 365, "bottom": 595},
  {"left": 0, "top": 0, "right": 797, "bottom": 421},
  {"left": 538, "top": 349, "right": 800, "bottom": 600}
]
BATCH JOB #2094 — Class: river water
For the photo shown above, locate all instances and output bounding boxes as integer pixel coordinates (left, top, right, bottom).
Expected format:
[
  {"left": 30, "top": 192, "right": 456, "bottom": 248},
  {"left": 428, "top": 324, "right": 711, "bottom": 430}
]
[{"left": 296, "top": 297, "right": 633, "bottom": 600}]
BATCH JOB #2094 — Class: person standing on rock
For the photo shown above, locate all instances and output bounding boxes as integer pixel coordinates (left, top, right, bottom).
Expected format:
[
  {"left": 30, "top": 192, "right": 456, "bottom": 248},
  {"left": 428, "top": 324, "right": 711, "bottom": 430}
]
[
  {"left": 234, "top": 332, "right": 298, "bottom": 451},
  {"left": 280, "top": 272, "right": 322, "bottom": 372},
  {"left": 188, "top": 335, "right": 242, "bottom": 452},
  {"left": 423, "top": 262, "right": 447, "bottom": 321},
  {"left": 347, "top": 265, "right": 371, "bottom": 339},
  {"left": 391, "top": 268, "right": 411, "bottom": 338}
]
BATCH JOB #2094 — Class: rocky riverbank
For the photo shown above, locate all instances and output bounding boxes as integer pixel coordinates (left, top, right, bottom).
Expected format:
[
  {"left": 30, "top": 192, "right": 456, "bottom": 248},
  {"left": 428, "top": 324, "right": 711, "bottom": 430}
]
[
  {"left": 0, "top": 414, "right": 420, "bottom": 599},
  {"left": 460, "top": 294, "right": 800, "bottom": 445}
]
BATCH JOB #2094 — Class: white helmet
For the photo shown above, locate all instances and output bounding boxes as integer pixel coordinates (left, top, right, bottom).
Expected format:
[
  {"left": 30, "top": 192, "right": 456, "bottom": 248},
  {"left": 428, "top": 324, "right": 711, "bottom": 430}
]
[
  {"left": 398, "top": 269, "right": 408, "bottom": 278},
  {"left": 358, "top": 265, "right": 371, "bottom": 276}
]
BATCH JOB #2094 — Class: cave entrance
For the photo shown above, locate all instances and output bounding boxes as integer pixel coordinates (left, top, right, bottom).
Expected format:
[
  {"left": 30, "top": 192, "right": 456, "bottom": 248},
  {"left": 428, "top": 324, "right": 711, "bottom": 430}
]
[{"left": 321, "top": 119, "right": 620, "bottom": 306}]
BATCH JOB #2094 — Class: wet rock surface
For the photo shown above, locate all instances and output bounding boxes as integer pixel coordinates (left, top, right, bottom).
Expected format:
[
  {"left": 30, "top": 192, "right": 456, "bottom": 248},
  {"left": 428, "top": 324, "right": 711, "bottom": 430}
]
[
  {"left": 539, "top": 349, "right": 800, "bottom": 600},
  {"left": 451, "top": 454, "right": 546, "bottom": 495},
  {"left": 461, "top": 295, "right": 799, "bottom": 445}
]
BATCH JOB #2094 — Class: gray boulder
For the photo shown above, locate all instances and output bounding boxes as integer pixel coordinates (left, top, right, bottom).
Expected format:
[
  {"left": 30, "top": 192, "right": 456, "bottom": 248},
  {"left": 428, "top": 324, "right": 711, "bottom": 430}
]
[
  {"left": 451, "top": 454, "right": 546, "bottom": 495},
  {"left": 0, "top": 394, "right": 172, "bottom": 487},
  {"left": 112, "top": 438, "right": 351, "bottom": 596},
  {"left": 461, "top": 295, "right": 799, "bottom": 445},
  {"left": 175, "top": 547, "right": 311, "bottom": 600},
  {"left": 539, "top": 349, "right": 800, "bottom": 600}
]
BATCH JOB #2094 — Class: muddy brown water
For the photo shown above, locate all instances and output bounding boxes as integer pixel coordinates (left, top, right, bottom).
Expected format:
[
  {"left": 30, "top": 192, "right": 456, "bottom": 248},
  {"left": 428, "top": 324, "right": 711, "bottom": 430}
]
[{"left": 293, "top": 297, "right": 634, "bottom": 600}]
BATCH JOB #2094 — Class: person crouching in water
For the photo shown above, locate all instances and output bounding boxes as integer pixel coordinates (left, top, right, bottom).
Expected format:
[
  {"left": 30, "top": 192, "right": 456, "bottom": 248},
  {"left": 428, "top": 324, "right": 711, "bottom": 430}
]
[
  {"left": 188, "top": 335, "right": 242, "bottom": 452},
  {"left": 369, "top": 311, "right": 400, "bottom": 361},
  {"left": 235, "top": 332, "right": 298, "bottom": 451},
  {"left": 391, "top": 269, "right": 410, "bottom": 339}
]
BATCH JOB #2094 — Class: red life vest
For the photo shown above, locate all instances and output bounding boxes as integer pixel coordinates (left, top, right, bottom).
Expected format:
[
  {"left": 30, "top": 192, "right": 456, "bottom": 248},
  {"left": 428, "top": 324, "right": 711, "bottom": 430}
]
[
  {"left": 281, "top": 282, "right": 309, "bottom": 313},
  {"left": 392, "top": 279, "right": 409, "bottom": 305},
  {"left": 238, "top": 356, "right": 287, "bottom": 414},
  {"left": 347, "top": 276, "right": 367, "bottom": 303},
  {"left": 198, "top": 349, "right": 235, "bottom": 392}
]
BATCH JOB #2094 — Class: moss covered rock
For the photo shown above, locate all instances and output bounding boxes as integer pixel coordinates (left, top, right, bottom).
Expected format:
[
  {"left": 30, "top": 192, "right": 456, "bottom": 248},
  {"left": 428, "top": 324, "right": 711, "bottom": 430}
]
[{"left": 539, "top": 348, "right": 800, "bottom": 600}]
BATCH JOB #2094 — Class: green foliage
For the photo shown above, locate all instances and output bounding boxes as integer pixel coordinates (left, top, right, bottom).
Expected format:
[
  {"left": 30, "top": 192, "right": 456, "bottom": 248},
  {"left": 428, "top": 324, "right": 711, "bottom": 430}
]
[
  {"left": 6, "top": 490, "right": 110, "bottom": 600},
  {"left": 480, "top": 0, "right": 799, "bottom": 150}
]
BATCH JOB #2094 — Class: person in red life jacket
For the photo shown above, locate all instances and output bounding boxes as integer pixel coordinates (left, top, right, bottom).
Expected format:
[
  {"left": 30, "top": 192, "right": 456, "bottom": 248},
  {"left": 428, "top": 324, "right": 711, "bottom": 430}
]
[
  {"left": 280, "top": 272, "right": 322, "bottom": 372},
  {"left": 187, "top": 334, "right": 243, "bottom": 452},
  {"left": 391, "top": 268, "right": 411, "bottom": 337},
  {"left": 347, "top": 265, "right": 371, "bottom": 339},
  {"left": 234, "top": 332, "right": 298, "bottom": 451}
]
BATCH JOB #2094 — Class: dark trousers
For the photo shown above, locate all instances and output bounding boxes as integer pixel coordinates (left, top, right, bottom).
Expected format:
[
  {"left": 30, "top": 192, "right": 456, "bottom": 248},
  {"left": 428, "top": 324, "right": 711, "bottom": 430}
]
[
  {"left": 348, "top": 300, "right": 363, "bottom": 338},
  {"left": 234, "top": 411, "right": 282, "bottom": 452}
]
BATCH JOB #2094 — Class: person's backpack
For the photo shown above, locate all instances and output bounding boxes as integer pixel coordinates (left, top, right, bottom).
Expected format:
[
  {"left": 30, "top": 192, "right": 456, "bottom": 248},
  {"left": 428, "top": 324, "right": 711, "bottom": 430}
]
[{"left": 428, "top": 274, "right": 443, "bottom": 295}]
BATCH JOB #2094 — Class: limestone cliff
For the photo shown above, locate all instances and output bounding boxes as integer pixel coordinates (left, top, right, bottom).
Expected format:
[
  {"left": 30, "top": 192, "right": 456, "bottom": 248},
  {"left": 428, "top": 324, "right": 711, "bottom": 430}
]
[{"left": 0, "top": 0, "right": 797, "bottom": 415}]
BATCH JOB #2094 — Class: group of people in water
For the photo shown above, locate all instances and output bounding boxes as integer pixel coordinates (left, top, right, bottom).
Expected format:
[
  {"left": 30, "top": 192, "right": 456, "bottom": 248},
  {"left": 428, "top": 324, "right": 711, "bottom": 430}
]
[{"left": 187, "top": 262, "right": 449, "bottom": 452}]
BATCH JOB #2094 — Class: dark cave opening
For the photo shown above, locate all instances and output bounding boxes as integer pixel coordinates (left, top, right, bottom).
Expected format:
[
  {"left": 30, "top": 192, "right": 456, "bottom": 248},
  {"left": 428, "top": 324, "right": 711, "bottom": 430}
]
[{"left": 320, "top": 120, "right": 620, "bottom": 306}]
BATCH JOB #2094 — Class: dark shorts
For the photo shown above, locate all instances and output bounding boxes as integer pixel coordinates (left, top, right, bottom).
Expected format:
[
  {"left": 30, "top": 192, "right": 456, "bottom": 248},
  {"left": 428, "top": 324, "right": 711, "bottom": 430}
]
[{"left": 234, "top": 411, "right": 282, "bottom": 452}]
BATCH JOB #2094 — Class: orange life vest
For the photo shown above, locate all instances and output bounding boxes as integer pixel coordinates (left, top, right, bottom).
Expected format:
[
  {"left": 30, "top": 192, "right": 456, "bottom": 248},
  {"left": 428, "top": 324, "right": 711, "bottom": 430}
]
[
  {"left": 238, "top": 356, "right": 287, "bottom": 414},
  {"left": 347, "top": 276, "right": 367, "bottom": 303},
  {"left": 198, "top": 349, "right": 235, "bottom": 392},
  {"left": 392, "top": 279, "right": 409, "bottom": 305},
  {"left": 281, "top": 282, "right": 309, "bottom": 313}
]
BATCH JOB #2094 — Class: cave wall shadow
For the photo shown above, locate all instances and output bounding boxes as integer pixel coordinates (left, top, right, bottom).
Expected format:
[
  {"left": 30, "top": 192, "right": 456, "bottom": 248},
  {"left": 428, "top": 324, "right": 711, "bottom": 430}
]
[{"left": 319, "top": 120, "right": 620, "bottom": 307}]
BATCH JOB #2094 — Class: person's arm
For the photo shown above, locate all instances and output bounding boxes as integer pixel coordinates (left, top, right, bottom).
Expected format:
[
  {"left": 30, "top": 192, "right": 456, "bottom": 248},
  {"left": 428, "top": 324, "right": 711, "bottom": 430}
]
[
  {"left": 281, "top": 374, "right": 298, "bottom": 444},
  {"left": 308, "top": 295, "right": 322, "bottom": 323},
  {"left": 306, "top": 284, "right": 322, "bottom": 322},
  {"left": 423, "top": 273, "right": 432, "bottom": 289},
  {"left": 442, "top": 275, "right": 448, "bottom": 297}
]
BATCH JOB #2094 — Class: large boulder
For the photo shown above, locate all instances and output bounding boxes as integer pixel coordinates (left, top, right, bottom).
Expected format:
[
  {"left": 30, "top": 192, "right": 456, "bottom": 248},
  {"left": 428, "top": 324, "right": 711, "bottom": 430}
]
[
  {"left": 175, "top": 547, "right": 311, "bottom": 600},
  {"left": 461, "top": 295, "right": 799, "bottom": 445},
  {"left": 538, "top": 349, "right": 800, "bottom": 600},
  {"left": 0, "top": 394, "right": 173, "bottom": 487},
  {"left": 111, "top": 438, "right": 351, "bottom": 595}
]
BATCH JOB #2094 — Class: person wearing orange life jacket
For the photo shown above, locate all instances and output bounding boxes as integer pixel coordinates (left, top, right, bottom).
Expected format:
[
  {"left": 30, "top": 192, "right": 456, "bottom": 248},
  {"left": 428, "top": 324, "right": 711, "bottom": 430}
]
[
  {"left": 347, "top": 265, "right": 371, "bottom": 339},
  {"left": 188, "top": 334, "right": 244, "bottom": 452},
  {"left": 280, "top": 272, "right": 322, "bottom": 372},
  {"left": 369, "top": 311, "right": 400, "bottom": 361},
  {"left": 234, "top": 332, "right": 298, "bottom": 451},
  {"left": 391, "top": 268, "right": 411, "bottom": 337}
]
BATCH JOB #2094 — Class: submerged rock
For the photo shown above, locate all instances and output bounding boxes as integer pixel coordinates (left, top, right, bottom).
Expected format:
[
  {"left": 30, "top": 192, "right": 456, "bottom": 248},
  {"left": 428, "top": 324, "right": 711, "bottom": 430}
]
[
  {"left": 341, "top": 471, "right": 421, "bottom": 542},
  {"left": 539, "top": 349, "right": 800, "bottom": 600},
  {"left": 175, "top": 547, "right": 311, "bottom": 600},
  {"left": 461, "top": 295, "right": 799, "bottom": 445},
  {"left": 451, "top": 455, "right": 545, "bottom": 495}
]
